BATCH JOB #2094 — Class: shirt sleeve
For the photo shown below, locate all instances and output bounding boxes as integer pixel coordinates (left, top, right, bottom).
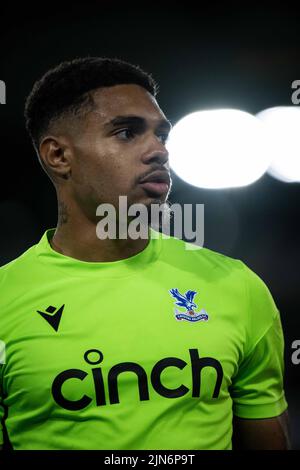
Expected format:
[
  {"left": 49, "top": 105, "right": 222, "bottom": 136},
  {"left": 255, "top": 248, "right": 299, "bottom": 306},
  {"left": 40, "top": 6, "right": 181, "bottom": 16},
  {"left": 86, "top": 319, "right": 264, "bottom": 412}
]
[{"left": 230, "top": 264, "right": 288, "bottom": 419}]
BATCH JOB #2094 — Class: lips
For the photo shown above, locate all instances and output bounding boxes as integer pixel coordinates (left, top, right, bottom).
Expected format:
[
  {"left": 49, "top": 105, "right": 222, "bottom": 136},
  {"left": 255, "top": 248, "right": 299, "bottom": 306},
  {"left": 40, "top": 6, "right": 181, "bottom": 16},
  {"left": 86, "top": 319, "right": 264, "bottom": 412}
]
[{"left": 139, "top": 170, "right": 171, "bottom": 196}]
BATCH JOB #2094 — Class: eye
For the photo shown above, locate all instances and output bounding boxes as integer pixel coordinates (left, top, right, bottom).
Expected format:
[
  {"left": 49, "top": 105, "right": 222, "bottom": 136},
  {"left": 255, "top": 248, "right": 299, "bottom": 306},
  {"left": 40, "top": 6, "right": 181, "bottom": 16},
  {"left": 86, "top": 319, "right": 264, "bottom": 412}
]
[
  {"left": 157, "top": 133, "right": 169, "bottom": 145},
  {"left": 115, "top": 128, "right": 136, "bottom": 141}
]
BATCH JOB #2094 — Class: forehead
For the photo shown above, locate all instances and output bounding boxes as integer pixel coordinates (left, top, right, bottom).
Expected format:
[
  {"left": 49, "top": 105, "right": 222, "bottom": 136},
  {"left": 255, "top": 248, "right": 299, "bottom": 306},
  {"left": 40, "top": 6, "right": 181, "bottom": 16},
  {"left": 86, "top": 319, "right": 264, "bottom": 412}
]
[{"left": 90, "top": 84, "right": 167, "bottom": 124}]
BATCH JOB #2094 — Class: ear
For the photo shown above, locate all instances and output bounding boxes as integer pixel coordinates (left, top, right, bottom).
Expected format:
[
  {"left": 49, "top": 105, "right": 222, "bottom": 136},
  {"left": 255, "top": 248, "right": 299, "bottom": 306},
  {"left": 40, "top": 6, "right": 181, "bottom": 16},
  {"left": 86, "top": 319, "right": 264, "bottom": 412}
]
[{"left": 39, "top": 135, "right": 72, "bottom": 180}]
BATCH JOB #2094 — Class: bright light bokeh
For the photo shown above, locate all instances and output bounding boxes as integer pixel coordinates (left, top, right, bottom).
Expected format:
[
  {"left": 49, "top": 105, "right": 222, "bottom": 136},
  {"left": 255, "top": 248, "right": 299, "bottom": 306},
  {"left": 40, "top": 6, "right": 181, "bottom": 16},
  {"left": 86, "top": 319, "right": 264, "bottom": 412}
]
[
  {"left": 167, "top": 109, "right": 272, "bottom": 189},
  {"left": 256, "top": 106, "right": 300, "bottom": 183}
]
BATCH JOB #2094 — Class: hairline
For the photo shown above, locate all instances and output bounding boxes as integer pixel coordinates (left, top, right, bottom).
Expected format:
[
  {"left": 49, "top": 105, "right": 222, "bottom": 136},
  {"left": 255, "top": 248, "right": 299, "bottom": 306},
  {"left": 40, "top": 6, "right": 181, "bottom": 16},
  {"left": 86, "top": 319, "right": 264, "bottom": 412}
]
[{"left": 37, "top": 82, "right": 157, "bottom": 150}]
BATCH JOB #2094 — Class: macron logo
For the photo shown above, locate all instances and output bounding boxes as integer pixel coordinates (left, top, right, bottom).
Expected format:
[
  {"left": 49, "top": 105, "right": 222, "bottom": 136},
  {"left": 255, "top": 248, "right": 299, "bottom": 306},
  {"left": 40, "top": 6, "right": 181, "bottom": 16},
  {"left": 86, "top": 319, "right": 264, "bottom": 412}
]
[{"left": 37, "top": 305, "right": 65, "bottom": 332}]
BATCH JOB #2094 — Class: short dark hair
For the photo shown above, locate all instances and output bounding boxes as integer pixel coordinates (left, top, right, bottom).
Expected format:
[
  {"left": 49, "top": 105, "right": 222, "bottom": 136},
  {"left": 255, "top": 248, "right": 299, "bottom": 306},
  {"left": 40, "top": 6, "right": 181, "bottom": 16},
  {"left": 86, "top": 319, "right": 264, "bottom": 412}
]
[{"left": 24, "top": 57, "right": 158, "bottom": 151}]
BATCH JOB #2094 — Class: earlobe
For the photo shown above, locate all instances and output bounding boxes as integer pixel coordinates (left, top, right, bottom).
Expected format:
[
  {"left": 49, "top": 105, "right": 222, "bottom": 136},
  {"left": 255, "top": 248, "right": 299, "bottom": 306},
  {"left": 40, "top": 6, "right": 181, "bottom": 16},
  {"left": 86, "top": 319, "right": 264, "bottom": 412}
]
[{"left": 39, "top": 136, "right": 72, "bottom": 180}]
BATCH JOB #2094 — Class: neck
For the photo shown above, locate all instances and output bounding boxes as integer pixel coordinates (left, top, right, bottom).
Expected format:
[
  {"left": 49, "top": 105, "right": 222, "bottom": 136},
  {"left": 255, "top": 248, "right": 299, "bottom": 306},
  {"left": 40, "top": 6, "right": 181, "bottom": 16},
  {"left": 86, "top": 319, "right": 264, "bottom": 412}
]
[{"left": 51, "top": 199, "right": 150, "bottom": 262}]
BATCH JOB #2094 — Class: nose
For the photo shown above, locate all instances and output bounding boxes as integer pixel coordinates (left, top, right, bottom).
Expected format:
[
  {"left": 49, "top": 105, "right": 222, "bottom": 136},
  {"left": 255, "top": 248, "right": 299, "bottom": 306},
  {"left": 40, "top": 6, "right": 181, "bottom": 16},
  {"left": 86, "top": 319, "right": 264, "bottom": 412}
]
[{"left": 141, "top": 137, "right": 169, "bottom": 166}]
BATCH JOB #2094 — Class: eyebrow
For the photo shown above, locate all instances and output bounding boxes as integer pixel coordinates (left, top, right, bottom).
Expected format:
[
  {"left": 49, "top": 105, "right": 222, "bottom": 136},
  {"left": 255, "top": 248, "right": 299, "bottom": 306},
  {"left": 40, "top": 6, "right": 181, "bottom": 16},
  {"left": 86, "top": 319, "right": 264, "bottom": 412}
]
[{"left": 104, "top": 115, "right": 172, "bottom": 132}]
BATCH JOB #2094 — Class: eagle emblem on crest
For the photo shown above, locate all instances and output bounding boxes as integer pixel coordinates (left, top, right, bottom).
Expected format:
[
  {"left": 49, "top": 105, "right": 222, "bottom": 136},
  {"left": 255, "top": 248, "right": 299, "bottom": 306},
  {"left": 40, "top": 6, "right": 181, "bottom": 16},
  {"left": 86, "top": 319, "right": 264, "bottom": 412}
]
[{"left": 169, "top": 288, "right": 209, "bottom": 323}]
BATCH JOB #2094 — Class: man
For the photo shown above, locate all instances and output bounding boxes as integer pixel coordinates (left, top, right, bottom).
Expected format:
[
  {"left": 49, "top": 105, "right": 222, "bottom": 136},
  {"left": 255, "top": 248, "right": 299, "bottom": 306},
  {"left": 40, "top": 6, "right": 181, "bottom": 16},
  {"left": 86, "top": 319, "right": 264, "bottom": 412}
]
[{"left": 0, "top": 57, "right": 290, "bottom": 450}]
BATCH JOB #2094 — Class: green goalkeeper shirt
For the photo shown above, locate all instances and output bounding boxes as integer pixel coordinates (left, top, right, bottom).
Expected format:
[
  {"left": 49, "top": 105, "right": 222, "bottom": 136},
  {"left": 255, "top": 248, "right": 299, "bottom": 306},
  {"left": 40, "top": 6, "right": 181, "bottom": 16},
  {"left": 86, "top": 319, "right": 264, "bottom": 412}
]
[{"left": 0, "top": 229, "right": 287, "bottom": 449}]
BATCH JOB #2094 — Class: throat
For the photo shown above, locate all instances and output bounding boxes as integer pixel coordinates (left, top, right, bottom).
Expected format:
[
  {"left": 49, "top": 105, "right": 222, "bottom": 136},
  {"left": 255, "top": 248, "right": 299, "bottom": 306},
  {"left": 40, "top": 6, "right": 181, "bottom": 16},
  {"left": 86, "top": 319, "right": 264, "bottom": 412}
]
[{"left": 50, "top": 226, "right": 150, "bottom": 262}]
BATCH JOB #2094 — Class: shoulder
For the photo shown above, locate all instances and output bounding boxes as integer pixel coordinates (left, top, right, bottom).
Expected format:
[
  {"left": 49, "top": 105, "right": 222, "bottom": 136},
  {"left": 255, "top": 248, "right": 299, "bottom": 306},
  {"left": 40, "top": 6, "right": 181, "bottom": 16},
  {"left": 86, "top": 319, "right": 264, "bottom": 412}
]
[
  {"left": 159, "top": 233, "right": 246, "bottom": 277},
  {"left": 159, "top": 234, "right": 278, "bottom": 323},
  {"left": 0, "top": 243, "right": 38, "bottom": 288}
]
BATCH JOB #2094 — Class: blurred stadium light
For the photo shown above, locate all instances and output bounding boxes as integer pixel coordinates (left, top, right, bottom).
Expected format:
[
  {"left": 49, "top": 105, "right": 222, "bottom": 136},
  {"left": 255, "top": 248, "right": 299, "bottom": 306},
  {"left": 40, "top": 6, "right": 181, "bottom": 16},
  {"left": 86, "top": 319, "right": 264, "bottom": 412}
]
[
  {"left": 167, "top": 109, "right": 272, "bottom": 189},
  {"left": 256, "top": 106, "right": 300, "bottom": 183}
]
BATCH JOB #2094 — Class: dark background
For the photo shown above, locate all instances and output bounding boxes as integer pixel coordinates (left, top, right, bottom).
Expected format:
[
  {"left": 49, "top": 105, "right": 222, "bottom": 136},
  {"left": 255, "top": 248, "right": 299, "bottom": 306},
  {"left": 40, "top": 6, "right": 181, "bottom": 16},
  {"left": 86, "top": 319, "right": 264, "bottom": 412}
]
[{"left": 1, "top": 1, "right": 300, "bottom": 448}]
